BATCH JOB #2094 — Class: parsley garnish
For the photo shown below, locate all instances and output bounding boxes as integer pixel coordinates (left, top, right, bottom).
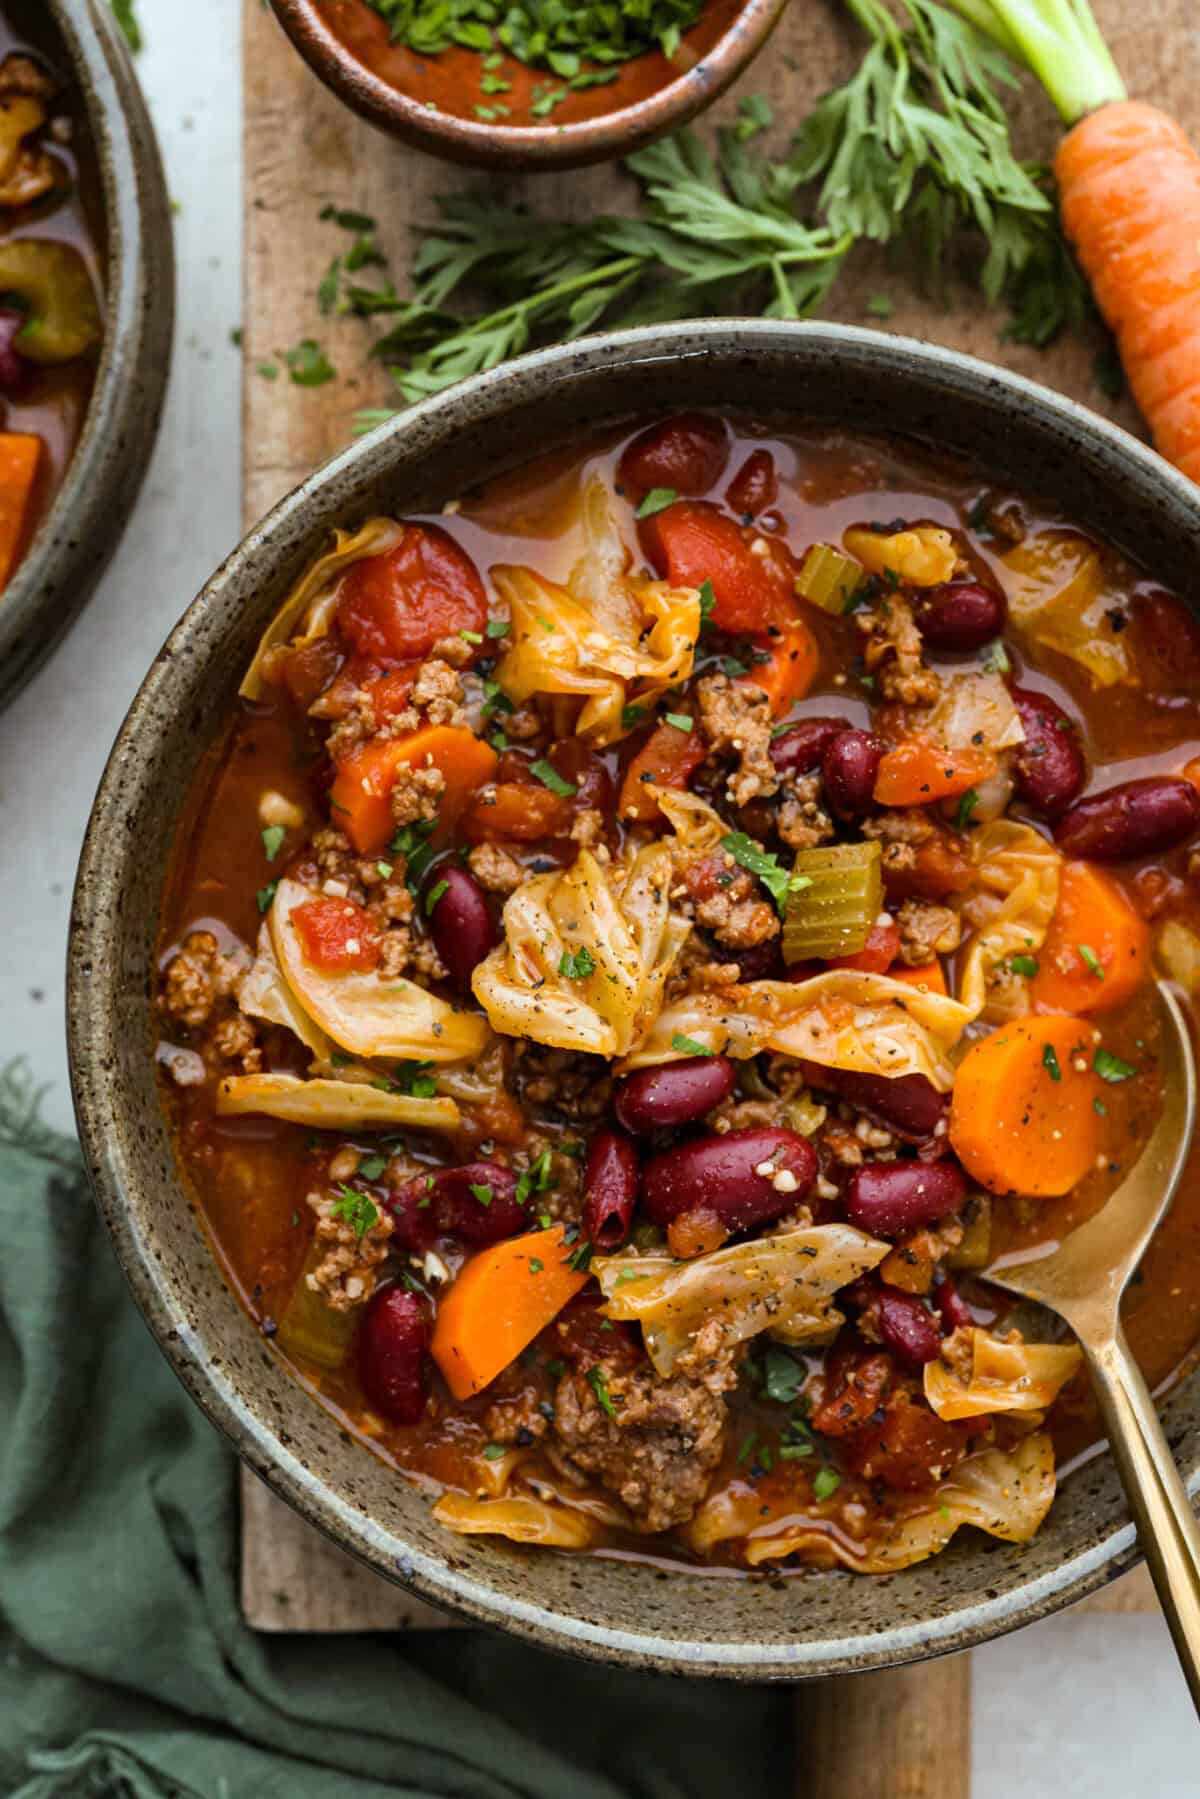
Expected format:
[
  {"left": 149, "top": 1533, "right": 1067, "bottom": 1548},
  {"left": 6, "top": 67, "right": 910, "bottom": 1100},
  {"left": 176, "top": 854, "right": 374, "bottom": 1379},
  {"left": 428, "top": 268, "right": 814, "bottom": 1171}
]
[
  {"left": 1009, "top": 953, "right": 1039, "bottom": 977},
  {"left": 530, "top": 759, "right": 576, "bottom": 797},
  {"left": 256, "top": 881, "right": 278, "bottom": 915},
  {"left": 1042, "top": 1042, "right": 1062, "bottom": 1082},
  {"left": 330, "top": 1185, "right": 378, "bottom": 1239},
  {"left": 720, "top": 831, "right": 801, "bottom": 916},
  {"left": 358, "top": 1154, "right": 387, "bottom": 1181},
  {"left": 664, "top": 712, "right": 693, "bottom": 732},
  {"left": 954, "top": 787, "right": 979, "bottom": 831},
  {"left": 1094, "top": 1047, "right": 1136, "bottom": 1083},
  {"left": 621, "top": 702, "right": 647, "bottom": 729},
  {"left": 390, "top": 817, "right": 438, "bottom": 889},
  {"left": 485, "top": 618, "right": 511, "bottom": 638},
  {"left": 697, "top": 579, "right": 716, "bottom": 624},
  {"left": 469, "top": 1182, "right": 494, "bottom": 1208},
  {"left": 566, "top": 1238, "right": 594, "bottom": 1274},
  {"left": 762, "top": 1346, "right": 804, "bottom": 1405},
  {"left": 529, "top": 1257, "right": 544, "bottom": 1273},
  {"left": 283, "top": 339, "right": 336, "bottom": 387},
  {"left": 671, "top": 1032, "right": 712, "bottom": 1057},
  {"left": 459, "top": 628, "right": 483, "bottom": 645},
  {"left": 376, "top": 860, "right": 393, "bottom": 879},
  {"left": 559, "top": 947, "right": 596, "bottom": 980},
  {"left": 587, "top": 1365, "right": 617, "bottom": 1419},
  {"left": 813, "top": 1467, "right": 841, "bottom": 1501},
  {"left": 1078, "top": 943, "right": 1105, "bottom": 980},
  {"left": 482, "top": 1442, "right": 507, "bottom": 1461},
  {"left": 392, "top": 1060, "right": 438, "bottom": 1099},
  {"left": 981, "top": 640, "right": 1011, "bottom": 675},
  {"left": 515, "top": 1148, "right": 554, "bottom": 1206},
  {"left": 425, "top": 878, "right": 450, "bottom": 914},
  {"left": 635, "top": 487, "right": 677, "bottom": 518},
  {"left": 261, "top": 824, "right": 286, "bottom": 862}
]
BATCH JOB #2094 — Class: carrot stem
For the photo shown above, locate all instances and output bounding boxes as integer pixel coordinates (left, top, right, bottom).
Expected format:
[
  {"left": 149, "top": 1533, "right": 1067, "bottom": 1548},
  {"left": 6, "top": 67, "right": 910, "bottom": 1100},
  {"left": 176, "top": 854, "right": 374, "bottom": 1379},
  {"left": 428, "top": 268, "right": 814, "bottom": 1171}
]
[{"left": 943, "top": 0, "right": 1125, "bottom": 124}]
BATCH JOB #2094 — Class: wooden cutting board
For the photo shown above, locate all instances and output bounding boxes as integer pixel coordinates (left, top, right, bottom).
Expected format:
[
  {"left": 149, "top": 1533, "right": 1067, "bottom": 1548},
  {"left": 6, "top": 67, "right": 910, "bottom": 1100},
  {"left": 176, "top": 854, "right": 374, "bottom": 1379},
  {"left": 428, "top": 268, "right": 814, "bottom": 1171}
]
[{"left": 241, "top": 0, "right": 1192, "bottom": 1782}]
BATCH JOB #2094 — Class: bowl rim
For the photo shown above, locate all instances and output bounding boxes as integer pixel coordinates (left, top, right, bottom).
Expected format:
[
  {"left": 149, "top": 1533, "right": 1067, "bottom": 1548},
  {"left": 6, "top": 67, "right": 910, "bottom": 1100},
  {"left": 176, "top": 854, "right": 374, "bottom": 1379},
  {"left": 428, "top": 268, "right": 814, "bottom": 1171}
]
[
  {"left": 68, "top": 319, "right": 1200, "bottom": 1677},
  {"left": 0, "top": 0, "right": 175, "bottom": 710},
  {"left": 268, "top": 0, "right": 790, "bottom": 171}
]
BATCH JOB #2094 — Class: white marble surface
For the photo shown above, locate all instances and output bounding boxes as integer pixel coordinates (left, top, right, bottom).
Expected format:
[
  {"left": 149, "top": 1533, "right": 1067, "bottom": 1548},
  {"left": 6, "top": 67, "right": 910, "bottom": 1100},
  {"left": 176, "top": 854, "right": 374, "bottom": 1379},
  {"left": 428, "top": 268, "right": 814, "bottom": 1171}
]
[{"left": 0, "top": 1, "right": 1194, "bottom": 1784}]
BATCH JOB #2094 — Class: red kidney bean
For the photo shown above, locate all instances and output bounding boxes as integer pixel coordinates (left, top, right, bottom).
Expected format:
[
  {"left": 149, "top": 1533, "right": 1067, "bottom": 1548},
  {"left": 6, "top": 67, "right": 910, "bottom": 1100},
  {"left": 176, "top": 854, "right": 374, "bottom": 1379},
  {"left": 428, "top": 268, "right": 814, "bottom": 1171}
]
[
  {"left": 423, "top": 865, "right": 496, "bottom": 990},
  {"left": 845, "top": 1159, "right": 966, "bottom": 1237},
  {"left": 934, "top": 1273, "right": 973, "bottom": 1333},
  {"left": 388, "top": 1162, "right": 526, "bottom": 1248},
  {"left": 1011, "top": 686, "right": 1086, "bottom": 818},
  {"left": 916, "top": 580, "right": 1007, "bottom": 652},
  {"left": 614, "top": 1055, "right": 735, "bottom": 1135},
  {"left": 822, "top": 729, "right": 884, "bottom": 820},
  {"left": 641, "top": 1127, "right": 817, "bottom": 1233},
  {"left": 617, "top": 412, "right": 730, "bottom": 501},
  {"left": 725, "top": 448, "right": 778, "bottom": 517},
  {"left": 1054, "top": 775, "right": 1200, "bottom": 861},
  {"left": 800, "top": 1063, "right": 948, "bottom": 1144},
  {"left": 1136, "top": 588, "right": 1200, "bottom": 686},
  {"left": 548, "top": 738, "right": 615, "bottom": 817},
  {"left": 876, "top": 1289, "right": 943, "bottom": 1365},
  {"left": 359, "top": 1286, "right": 431, "bottom": 1424},
  {"left": 709, "top": 936, "right": 785, "bottom": 982},
  {"left": 770, "top": 716, "right": 851, "bottom": 778},
  {"left": 581, "top": 1127, "right": 640, "bottom": 1250},
  {"left": 0, "top": 309, "right": 30, "bottom": 397}
]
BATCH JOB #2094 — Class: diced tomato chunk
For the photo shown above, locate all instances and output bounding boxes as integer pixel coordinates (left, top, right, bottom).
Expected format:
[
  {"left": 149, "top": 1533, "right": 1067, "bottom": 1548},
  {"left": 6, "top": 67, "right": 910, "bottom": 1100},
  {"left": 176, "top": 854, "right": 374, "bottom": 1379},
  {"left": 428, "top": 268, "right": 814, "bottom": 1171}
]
[
  {"left": 463, "top": 782, "right": 572, "bottom": 842},
  {"left": 617, "top": 413, "right": 729, "bottom": 502},
  {"left": 290, "top": 896, "right": 382, "bottom": 972},
  {"left": 280, "top": 636, "right": 343, "bottom": 710},
  {"left": 741, "top": 619, "right": 819, "bottom": 716},
  {"left": 830, "top": 920, "right": 901, "bottom": 974},
  {"left": 837, "top": 1390, "right": 972, "bottom": 1492},
  {"left": 336, "top": 523, "right": 487, "bottom": 663},
  {"left": 725, "top": 448, "right": 777, "bottom": 518},
  {"left": 638, "top": 500, "right": 798, "bottom": 634},
  {"left": 618, "top": 722, "right": 707, "bottom": 823},
  {"left": 362, "top": 664, "right": 420, "bottom": 720}
]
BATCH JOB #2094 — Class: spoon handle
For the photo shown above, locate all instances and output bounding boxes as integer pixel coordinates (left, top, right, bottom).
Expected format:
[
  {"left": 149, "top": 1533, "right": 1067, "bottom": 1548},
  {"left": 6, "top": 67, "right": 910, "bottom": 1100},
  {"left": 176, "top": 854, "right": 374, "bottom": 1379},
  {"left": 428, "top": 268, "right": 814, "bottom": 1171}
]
[{"left": 1085, "top": 1325, "right": 1200, "bottom": 1715}]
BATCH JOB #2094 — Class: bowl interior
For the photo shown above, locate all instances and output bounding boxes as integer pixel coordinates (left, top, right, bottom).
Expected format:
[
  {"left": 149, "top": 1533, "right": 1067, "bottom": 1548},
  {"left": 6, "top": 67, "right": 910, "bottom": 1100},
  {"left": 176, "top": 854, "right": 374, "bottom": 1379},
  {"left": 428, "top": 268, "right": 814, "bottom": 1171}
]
[{"left": 69, "top": 322, "right": 1200, "bottom": 1678}]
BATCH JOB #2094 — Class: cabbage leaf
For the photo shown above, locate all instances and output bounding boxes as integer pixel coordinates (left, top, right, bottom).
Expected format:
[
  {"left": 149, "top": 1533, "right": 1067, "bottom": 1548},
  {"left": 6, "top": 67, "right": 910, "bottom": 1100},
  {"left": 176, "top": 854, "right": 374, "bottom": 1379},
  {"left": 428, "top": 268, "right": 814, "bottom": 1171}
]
[
  {"left": 215, "top": 1072, "right": 460, "bottom": 1131},
  {"left": 432, "top": 1490, "right": 601, "bottom": 1549},
  {"left": 957, "top": 820, "right": 1061, "bottom": 1020},
  {"left": 999, "top": 531, "right": 1134, "bottom": 688},
  {"left": 924, "top": 1328, "right": 1082, "bottom": 1421},
  {"left": 923, "top": 671, "right": 1025, "bottom": 753},
  {"left": 238, "top": 925, "right": 332, "bottom": 1062}
]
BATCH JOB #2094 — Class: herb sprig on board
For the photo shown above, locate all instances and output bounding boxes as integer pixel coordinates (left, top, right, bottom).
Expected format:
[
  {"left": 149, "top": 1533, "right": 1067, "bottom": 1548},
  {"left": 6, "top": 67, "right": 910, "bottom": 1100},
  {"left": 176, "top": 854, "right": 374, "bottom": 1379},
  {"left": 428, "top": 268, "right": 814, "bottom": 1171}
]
[{"left": 314, "top": 0, "right": 1097, "bottom": 417}]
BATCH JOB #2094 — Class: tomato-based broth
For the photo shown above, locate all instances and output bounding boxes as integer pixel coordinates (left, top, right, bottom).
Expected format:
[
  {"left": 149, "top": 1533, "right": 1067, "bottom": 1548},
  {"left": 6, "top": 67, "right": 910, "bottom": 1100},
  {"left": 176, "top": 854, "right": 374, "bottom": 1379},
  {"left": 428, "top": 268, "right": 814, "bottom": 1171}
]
[
  {"left": 158, "top": 416, "right": 1200, "bottom": 1574},
  {"left": 0, "top": 5, "right": 103, "bottom": 597}
]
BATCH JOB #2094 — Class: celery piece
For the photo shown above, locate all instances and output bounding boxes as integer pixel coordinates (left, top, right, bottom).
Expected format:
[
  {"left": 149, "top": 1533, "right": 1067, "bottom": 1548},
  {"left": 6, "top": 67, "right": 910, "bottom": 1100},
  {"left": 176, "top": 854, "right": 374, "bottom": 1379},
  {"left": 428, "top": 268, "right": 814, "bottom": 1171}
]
[
  {"left": 781, "top": 841, "right": 883, "bottom": 963},
  {"left": 794, "top": 543, "right": 865, "bottom": 615},
  {"left": 276, "top": 1244, "right": 361, "bottom": 1370}
]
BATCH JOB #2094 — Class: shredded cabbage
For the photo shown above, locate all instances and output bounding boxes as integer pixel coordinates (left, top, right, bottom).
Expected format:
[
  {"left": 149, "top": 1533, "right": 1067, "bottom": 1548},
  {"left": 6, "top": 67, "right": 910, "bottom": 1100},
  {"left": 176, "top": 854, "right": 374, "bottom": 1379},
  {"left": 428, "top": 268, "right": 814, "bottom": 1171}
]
[
  {"left": 238, "top": 926, "right": 332, "bottom": 1062},
  {"left": 270, "top": 878, "right": 487, "bottom": 1062},
  {"left": 491, "top": 480, "right": 700, "bottom": 744},
  {"left": 843, "top": 523, "right": 958, "bottom": 587},
  {"left": 594, "top": 1224, "right": 889, "bottom": 1375},
  {"left": 622, "top": 971, "right": 974, "bottom": 1089},
  {"left": 1157, "top": 919, "right": 1200, "bottom": 994},
  {"left": 924, "top": 672, "right": 1025, "bottom": 753},
  {"left": 432, "top": 1490, "right": 600, "bottom": 1548},
  {"left": 215, "top": 1073, "right": 461, "bottom": 1131},
  {"left": 957, "top": 821, "right": 1062, "bottom": 1020},
  {"left": 999, "top": 531, "right": 1134, "bottom": 688},
  {"left": 472, "top": 844, "right": 690, "bottom": 1056},
  {"left": 240, "top": 517, "right": 405, "bottom": 701},
  {"left": 924, "top": 1328, "right": 1082, "bottom": 1421}
]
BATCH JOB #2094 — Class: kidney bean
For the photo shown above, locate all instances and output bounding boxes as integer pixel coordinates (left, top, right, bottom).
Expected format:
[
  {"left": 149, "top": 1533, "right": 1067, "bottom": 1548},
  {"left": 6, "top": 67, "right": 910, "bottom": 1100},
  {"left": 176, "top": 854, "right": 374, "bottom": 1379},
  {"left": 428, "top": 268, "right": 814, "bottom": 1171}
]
[
  {"left": 822, "top": 729, "right": 884, "bottom": 820},
  {"left": 581, "top": 1127, "right": 640, "bottom": 1250},
  {"left": 617, "top": 412, "right": 730, "bottom": 501},
  {"left": 614, "top": 1055, "right": 735, "bottom": 1136},
  {"left": 1011, "top": 686, "right": 1086, "bottom": 818},
  {"left": 934, "top": 1272, "right": 973, "bottom": 1333},
  {"left": 388, "top": 1162, "right": 526, "bottom": 1248},
  {"left": 359, "top": 1286, "right": 431, "bottom": 1424},
  {"left": 725, "top": 448, "right": 778, "bottom": 517},
  {"left": 801, "top": 1062, "right": 948, "bottom": 1144},
  {"left": 876, "top": 1289, "right": 943, "bottom": 1365},
  {"left": 770, "top": 715, "right": 851, "bottom": 778},
  {"left": 845, "top": 1159, "right": 966, "bottom": 1238},
  {"left": 710, "top": 936, "right": 785, "bottom": 982},
  {"left": 423, "top": 865, "right": 496, "bottom": 990},
  {"left": 1054, "top": 775, "right": 1200, "bottom": 861},
  {"left": 548, "top": 738, "right": 615, "bottom": 818},
  {"left": 0, "top": 309, "right": 29, "bottom": 397},
  {"left": 915, "top": 580, "right": 1006, "bottom": 652},
  {"left": 641, "top": 1127, "right": 817, "bottom": 1233},
  {"left": 1136, "top": 588, "right": 1200, "bottom": 687}
]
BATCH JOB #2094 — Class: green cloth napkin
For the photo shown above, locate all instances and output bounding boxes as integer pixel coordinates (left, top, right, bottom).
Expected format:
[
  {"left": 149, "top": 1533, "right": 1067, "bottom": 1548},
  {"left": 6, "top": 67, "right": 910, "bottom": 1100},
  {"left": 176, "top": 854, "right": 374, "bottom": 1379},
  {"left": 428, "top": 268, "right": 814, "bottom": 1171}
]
[{"left": 0, "top": 1066, "right": 790, "bottom": 1798}]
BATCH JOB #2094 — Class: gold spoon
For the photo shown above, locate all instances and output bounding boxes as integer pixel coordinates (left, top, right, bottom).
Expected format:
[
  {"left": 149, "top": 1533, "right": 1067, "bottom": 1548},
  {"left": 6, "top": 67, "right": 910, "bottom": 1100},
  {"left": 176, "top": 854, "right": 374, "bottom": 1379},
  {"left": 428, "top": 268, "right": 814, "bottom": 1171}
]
[{"left": 984, "top": 981, "right": 1200, "bottom": 1708}]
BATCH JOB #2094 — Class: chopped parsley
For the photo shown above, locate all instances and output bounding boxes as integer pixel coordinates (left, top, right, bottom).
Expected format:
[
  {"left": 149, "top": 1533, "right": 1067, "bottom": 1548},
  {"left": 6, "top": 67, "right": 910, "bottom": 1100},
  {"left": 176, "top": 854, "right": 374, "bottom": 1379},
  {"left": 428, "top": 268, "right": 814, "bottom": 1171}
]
[
  {"left": 671, "top": 1032, "right": 712, "bottom": 1057},
  {"left": 954, "top": 787, "right": 979, "bottom": 831},
  {"left": 981, "top": 640, "right": 1011, "bottom": 675},
  {"left": 515, "top": 1147, "right": 555, "bottom": 1206},
  {"left": 720, "top": 831, "right": 803, "bottom": 916},
  {"left": 330, "top": 1185, "right": 378, "bottom": 1239},
  {"left": 358, "top": 1154, "right": 388, "bottom": 1181},
  {"left": 376, "top": 860, "right": 393, "bottom": 879},
  {"left": 485, "top": 618, "right": 511, "bottom": 638},
  {"left": 762, "top": 1345, "right": 804, "bottom": 1405},
  {"left": 697, "top": 579, "right": 716, "bottom": 624},
  {"left": 390, "top": 816, "right": 438, "bottom": 888},
  {"left": 1094, "top": 1047, "right": 1137, "bottom": 1083},
  {"left": 529, "top": 1257, "right": 544, "bottom": 1274},
  {"left": 261, "top": 823, "right": 286, "bottom": 862},
  {"left": 283, "top": 339, "right": 336, "bottom": 386},
  {"left": 664, "top": 712, "right": 694, "bottom": 733},
  {"left": 559, "top": 947, "right": 596, "bottom": 980},
  {"left": 256, "top": 881, "right": 278, "bottom": 915},
  {"left": 621, "top": 702, "right": 647, "bottom": 728},
  {"left": 587, "top": 1365, "right": 618, "bottom": 1418},
  {"left": 634, "top": 486, "right": 677, "bottom": 518},
  {"left": 566, "top": 1238, "right": 594, "bottom": 1274},
  {"left": 425, "top": 878, "right": 450, "bottom": 914},
  {"left": 1041, "top": 1042, "right": 1062, "bottom": 1082},
  {"left": 392, "top": 1060, "right": 438, "bottom": 1099},
  {"left": 1009, "top": 953, "right": 1039, "bottom": 977},
  {"left": 459, "top": 628, "right": 484, "bottom": 645},
  {"left": 469, "top": 1182, "right": 494, "bottom": 1208},
  {"left": 812, "top": 1467, "right": 841, "bottom": 1501},
  {"left": 482, "top": 1442, "right": 507, "bottom": 1461},
  {"left": 1078, "top": 943, "right": 1105, "bottom": 980},
  {"left": 530, "top": 758, "right": 576, "bottom": 797}
]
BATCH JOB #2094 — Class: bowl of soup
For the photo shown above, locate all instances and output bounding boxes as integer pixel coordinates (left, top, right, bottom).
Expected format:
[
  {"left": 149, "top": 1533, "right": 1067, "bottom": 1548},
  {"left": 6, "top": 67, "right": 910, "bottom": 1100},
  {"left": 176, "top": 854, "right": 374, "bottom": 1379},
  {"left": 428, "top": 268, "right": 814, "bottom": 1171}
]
[
  {"left": 0, "top": 0, "right": 173, "bottom": 709},
  {"left": 69, "top": 321, "right": 1200, "bottom": 1676}
]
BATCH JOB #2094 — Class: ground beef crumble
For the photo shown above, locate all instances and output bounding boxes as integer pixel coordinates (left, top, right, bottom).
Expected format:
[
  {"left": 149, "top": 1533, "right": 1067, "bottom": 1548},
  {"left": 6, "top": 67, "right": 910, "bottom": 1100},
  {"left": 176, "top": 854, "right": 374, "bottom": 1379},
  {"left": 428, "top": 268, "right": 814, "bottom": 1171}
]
[
  {"left": 696, "top": 673, "right": 779, "bottom": 808},
  {"left": 305, "top": 1186, "right": 394, "bottom": 1312},
  {"left": 513, "top": 1045, "right": 612, "bottom": 1123},
  {"left": 777, "top": 771, "right": 834, "bottom": 851},
  {"left": 391, "top": 762, "right": 445, "bottom": 829},
  {"left": 162, "top": 930, "right": 244, "bottom": 1029},
  {"left": 895, "top": 898, "right": 961, "bottom": 964},
  {"left": 857, "top": 594, "right": 941, "bottom": 707},
  {"left": 468, "top": 841, "right": 528, "bottom": 893},
  {"left": 679, "top": 853, "right": 779, "bottom": 950}
]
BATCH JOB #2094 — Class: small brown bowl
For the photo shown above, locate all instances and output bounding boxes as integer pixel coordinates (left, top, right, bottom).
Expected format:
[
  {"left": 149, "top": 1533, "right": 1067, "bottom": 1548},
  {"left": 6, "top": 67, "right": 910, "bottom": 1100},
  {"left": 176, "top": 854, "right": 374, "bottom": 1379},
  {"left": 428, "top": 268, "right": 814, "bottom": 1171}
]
[{"left": 268, "top": 0, "right": 791, "bottom": 171}]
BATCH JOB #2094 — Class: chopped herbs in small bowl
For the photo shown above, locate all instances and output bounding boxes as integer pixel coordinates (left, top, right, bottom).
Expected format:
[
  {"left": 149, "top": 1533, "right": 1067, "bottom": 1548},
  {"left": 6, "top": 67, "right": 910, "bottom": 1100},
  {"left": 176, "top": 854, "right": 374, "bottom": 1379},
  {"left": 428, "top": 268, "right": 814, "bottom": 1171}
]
[{"left": 268, "top": 0, "right": 789, "bottom": 170}]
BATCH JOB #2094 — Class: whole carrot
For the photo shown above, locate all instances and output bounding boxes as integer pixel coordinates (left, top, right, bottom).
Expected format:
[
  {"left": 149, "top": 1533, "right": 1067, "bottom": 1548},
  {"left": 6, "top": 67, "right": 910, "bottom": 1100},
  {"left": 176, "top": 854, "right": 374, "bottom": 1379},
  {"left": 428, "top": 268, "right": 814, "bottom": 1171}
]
[{"left": 949, "top": 0, "right": 1200, "bottom": 484}]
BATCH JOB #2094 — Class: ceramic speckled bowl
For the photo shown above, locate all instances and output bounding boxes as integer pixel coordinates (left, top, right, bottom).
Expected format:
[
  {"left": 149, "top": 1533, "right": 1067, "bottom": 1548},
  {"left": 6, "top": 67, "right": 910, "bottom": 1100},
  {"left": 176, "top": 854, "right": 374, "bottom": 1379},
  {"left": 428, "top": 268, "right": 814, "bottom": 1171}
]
[
  {"left": 68, "top": 323, "right": 1200, "bottom": 1678},
  {"left": 269, "top": 0, "right": 790, "bottom": 171},
  {"left": 0, "top": 0, "right": 174, "bottom": 710}
]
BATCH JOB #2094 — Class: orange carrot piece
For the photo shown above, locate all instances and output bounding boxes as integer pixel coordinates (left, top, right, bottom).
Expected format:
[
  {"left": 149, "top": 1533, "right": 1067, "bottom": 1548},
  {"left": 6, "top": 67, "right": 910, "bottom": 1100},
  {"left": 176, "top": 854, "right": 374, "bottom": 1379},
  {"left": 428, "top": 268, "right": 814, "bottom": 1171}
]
[
  {"left": 888, "top": 960, "right": 949, "bottom": 997},
  {"left": 873, "top": 740, "right": 996, "bottom": 807},
  {"left": 330, "top": 724, "right": 497, "bottom": 854},
  {"left": 1030, "top": 861, "right": 1149, "bottom": 1016},
  {"left": 431, "top": 1226, "right": 590, "bottom": 1400},
  {"left": 619, "top": 722, "right": 706, "bottom": 823},
  {"left": 949, "top": 1014, "right": 1101, "bottom": 1199},
  {"left": 1181, "top": 755, "right": 1200, "bottom": 796},
  {"left": 1056, "top": 102, "right": 1200, "bottom": 484},
  {"left": 741, "top": 618, "right": 819, "bottom": 717},
  {"left": 0, "top": 432, "right": 41, "bottom": 588},
  {"left": 462, "top": 781, "right": 572, "bottom": 842}
]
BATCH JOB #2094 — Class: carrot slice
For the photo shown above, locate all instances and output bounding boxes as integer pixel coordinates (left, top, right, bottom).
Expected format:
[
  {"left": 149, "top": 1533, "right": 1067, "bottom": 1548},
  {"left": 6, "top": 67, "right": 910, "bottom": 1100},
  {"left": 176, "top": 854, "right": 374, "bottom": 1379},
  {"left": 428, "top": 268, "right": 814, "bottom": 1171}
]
[
  {"left": 462, "top": 781, "right": 572, "bottom": 842},
  {"left": 949, "top": 1014, "right": 1101, "bottom": 1198},
  {"left": 888, "top": 960, "right": 949, "bottom": 996},
  {"left": 741, "top": 618, "right": 819, "bottom": 717},
  {"left": 619, "top": 722, "right": 706, "bottom": 823},
  {"left": 431, "top": 1226, "right": 590, "bottom": 1400},
  {"left": 1030, "top": 861, "right": 1149, "bottom": 1015},
  {"left": 330, "top": 725, "right": 497, "bottom": 854},
  {"left": 0, "top": 432, "right": 41, "bottom": 588},
  {"left": 874, "top": 739, "right": 996, "bottom": 806}
]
